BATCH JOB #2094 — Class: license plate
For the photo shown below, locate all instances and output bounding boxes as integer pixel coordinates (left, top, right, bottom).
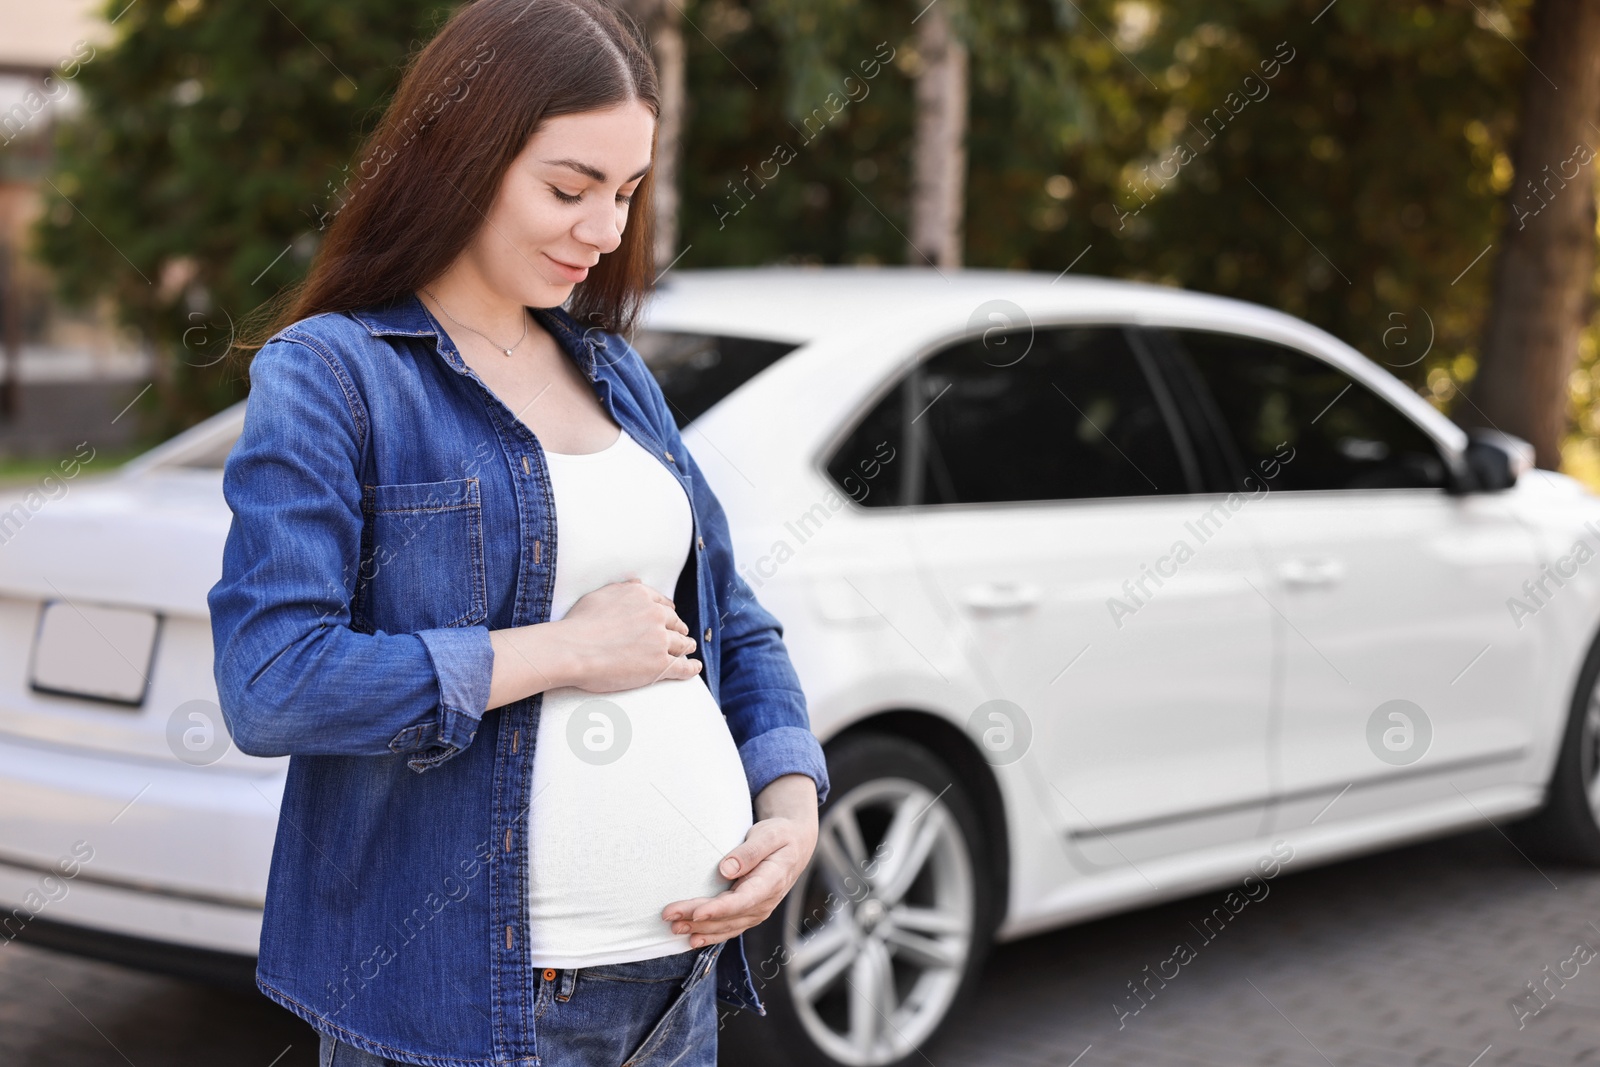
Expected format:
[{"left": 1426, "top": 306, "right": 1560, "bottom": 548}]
[{"left": 29, "top": 600, "right": 161, "bottom": 707}]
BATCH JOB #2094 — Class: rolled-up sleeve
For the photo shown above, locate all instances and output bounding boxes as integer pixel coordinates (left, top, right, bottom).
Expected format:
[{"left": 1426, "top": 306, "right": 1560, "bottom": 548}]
[
  {"left": 207, "top": 335, "right": 494, "bottom": 773},
  {"left": 623, "top": 341, "right": 830, "bottom": 805}
]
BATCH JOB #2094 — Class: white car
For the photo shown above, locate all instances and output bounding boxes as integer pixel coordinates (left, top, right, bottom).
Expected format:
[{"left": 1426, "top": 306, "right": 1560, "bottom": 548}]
[{"left": 2, "top": 267, "right": 1597, "bottom": 1067}]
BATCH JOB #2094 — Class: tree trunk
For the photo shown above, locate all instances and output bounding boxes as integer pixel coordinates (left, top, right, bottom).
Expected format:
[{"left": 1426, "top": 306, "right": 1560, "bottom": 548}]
[
  {"left": 908, "top": 3, "right": 967, "bottom": 269},
  {"left": 1465, "top": 0, "right": 1600, "bottom": 468},
  {"left": 0, "top": 242, "right": 18, "bottom": 419},
  {"left": 611, "top": 0, "right": 686, "bottom": 276}
]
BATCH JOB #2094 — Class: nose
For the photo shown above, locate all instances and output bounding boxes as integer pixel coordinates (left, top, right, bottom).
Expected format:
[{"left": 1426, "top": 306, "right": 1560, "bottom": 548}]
[{"left": 572, "top": 199, "right": 624, "bottom": 256}]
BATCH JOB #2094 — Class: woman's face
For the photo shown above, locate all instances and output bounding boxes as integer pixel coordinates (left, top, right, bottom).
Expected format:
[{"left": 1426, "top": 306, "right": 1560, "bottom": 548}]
[{"left": 461, "top": 100, "right": 655, "bottom": 308}]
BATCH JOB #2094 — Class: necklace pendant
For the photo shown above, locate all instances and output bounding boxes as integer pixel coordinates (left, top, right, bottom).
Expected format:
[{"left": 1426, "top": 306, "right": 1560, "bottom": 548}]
[{"left": 503, "top": 348, "right": 513, "bottom": 357}]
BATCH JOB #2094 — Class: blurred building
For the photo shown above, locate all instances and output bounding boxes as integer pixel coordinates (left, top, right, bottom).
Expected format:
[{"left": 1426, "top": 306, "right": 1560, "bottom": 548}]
[{"left": 0, "top": 0, "right": 149, "bottom": 459}]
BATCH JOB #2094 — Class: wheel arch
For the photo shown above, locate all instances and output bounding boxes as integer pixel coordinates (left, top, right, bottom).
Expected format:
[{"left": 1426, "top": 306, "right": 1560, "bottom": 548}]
[
  {"left": 1538, "top": 605, "right": 1600, "bottom": 794},
  {"left": 1507, "top": 606, "right": 1600, "bottom": 862}
]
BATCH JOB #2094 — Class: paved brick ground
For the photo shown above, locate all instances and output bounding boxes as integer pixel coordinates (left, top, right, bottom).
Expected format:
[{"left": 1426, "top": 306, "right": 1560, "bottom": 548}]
[
  {"left": 0, "top": 947, "right": 311, "bottom": 1067},
  {"left": 3, "top": 824, "right": 1597, "bottom": 1066},
  {"left": 928, "top": 826, "right": 1600, "bottom": 1067}
]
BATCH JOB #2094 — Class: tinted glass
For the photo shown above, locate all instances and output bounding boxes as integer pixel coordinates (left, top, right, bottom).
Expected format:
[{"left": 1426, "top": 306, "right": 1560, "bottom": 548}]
[
  {"left": 161, "top": 331, "right": 795, "bottom": 470},
  {"left": 827, "top": 326, "right": 1191, "bottom": 506},
  {"left": 1168, "top": 329, "right": 1447, "bottom": 491},
  {"left": 632, "top": 330, "right": 799, "bottom": 428},
  {"left": 825, "top": 379, "right": 911, "bottom": 507}
]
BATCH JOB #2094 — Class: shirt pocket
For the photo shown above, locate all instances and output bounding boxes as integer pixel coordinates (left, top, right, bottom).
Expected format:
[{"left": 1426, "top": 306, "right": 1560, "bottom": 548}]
[{"left": 352, "top": 477, "right": 488, "bottom": 633}]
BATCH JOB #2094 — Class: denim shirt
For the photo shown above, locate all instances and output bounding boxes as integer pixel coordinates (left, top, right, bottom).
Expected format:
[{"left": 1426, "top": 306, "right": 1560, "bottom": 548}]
[{"left": 207, "top": 291, "right": 830, "bottom": 1066}]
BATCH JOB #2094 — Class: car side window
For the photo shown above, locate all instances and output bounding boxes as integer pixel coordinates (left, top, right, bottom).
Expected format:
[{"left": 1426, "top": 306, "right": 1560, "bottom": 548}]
[
  {"left": 1164, "top": 328, "right": 1448, "bottom": 491},
  {"left": 825, "top": 325, "right": 1193, "bottom": 506}
]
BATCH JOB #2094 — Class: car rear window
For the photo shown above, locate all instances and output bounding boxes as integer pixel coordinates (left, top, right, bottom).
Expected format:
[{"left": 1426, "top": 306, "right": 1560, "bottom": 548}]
[
  {"left": 146, "top": 329, "right": 797, "bottom": 470},
  {"left": 630, "top": 330, "right": 799, "bottom": 429}
]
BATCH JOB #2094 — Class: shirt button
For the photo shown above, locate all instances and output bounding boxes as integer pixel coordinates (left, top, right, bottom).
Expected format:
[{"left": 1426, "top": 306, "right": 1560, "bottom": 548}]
[
  {"left": 664, "top": 450, "right": 675, "bottom": 463},
  {"left": 696, "top": 536, "right": 705, "bottom": 551},
  {"left": 703, "top": 626, "right": 712, "bottom": 642}
]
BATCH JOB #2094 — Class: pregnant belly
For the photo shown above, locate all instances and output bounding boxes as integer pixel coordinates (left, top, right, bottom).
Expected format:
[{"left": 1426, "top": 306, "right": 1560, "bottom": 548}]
[{"left": 526, "top": 674, "right": 754, "bottom": 968}]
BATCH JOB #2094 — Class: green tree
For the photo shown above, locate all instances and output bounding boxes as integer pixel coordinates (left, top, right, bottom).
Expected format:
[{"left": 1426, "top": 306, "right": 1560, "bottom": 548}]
[
  {"left": 678, "top": 0, "right": 1530, "bottom": 417},
  {"left": 32, "top": 0, "right": 455, "bottom": 442},
  {"left": 1466, "top": 0, "right": 1600, "bottom": 468},
  {"left": 1061, "top": 0, "right": 1529, "bottom": 413},
  {"left": 33, "top": 0, "right": 1566, "bottom": 468}
]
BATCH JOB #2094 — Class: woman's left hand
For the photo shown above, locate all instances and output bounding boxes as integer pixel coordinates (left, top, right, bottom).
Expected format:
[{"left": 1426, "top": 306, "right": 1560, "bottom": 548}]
[{"left": 662, "top": 773, "right": 819, "bottom": 947}]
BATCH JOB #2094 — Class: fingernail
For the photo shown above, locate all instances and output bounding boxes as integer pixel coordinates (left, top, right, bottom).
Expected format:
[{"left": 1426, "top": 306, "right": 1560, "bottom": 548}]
[{"left": 720, "top": 858, "right": 739, "bottom": 876}]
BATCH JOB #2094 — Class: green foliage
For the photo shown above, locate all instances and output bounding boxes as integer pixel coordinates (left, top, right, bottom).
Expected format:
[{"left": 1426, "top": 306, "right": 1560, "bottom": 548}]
[
  {"left": 679, "top": 0, "right": 1530, "bottom": 413},
  {"left": 1060, "top": 0, "right": 1526, "bottom": 410},
  {"left": 33, "top": 0, "right": 1539, "bottom": 443},
  {"left": 31, "top": 0, "right": 455, "bottom": 442},
  {"left": 677, "top": 0, "right": 915, "bottom": 266}
]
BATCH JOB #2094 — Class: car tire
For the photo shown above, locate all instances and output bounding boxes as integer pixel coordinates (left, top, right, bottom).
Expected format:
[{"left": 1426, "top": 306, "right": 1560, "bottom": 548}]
[
  {"left": 718, "top": 732, "right": 996, "bottom": 1067},
  {"left": 1513, "top": 628, "right": 1600, "bottom": 865}
]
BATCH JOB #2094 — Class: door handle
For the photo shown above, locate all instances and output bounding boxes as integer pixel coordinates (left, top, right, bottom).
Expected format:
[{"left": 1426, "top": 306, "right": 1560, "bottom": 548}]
[
  {"left": 958, "top": 581, "right": 1041, "bottom": 614},
  {"left": 1277, "top": 557, "right": 1345, "bottom": 588}
]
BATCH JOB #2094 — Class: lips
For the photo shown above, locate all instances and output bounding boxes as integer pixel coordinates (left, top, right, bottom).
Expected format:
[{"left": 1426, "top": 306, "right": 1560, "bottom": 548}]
[{"left": 545, "top": 253, "right": 595, "bottom": 283}]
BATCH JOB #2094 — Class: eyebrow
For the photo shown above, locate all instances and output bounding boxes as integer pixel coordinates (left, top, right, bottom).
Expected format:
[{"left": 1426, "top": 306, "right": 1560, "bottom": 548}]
[{"left": 540, "top": 158, "right": 652, "bottom": 184}]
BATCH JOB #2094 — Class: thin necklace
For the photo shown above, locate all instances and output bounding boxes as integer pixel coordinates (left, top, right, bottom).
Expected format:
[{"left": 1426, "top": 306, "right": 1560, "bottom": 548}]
[{"left": 422, "top": 287, "right": 529, "bottom": 358}]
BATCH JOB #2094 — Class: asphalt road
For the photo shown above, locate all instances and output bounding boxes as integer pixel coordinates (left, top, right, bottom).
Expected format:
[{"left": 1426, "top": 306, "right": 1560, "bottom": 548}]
[{"left": 2, "top": 825, "right": 1594, "bottom": 1067}]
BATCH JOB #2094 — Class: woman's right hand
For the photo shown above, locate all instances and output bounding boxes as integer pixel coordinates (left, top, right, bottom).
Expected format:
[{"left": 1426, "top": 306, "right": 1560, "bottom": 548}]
[{"left": 560, "top": 578, "right": 701, "bottom": 693}]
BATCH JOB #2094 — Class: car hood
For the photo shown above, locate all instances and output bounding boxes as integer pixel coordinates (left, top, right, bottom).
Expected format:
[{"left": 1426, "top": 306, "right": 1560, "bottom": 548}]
[{"left": 0, "top": 468, "right": 229, "bottom": 617}]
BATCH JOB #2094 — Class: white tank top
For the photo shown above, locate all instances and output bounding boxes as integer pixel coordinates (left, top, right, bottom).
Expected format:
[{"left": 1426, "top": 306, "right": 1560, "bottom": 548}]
[{"left": 526, "top": 426, "right": 755, "bottom": 969}]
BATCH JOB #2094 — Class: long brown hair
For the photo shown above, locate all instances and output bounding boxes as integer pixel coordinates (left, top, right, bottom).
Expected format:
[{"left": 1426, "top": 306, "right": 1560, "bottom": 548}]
[{"left": 238, "top": 0, "right": 660, "bottom": 353}]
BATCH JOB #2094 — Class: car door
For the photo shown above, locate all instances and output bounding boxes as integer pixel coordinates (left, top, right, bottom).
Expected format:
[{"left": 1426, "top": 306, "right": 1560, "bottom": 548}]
[
  {"left": 824, "top": 322, "right": 1276, "bottom": 870},
  {"left": 1156, "top": 327, "right": 1542, "bottom": 833}
]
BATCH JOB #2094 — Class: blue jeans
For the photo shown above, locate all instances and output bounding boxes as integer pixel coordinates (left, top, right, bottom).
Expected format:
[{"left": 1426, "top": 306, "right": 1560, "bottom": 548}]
[{"left": 316, "top": 942, "right": 725, "bottom": 1066}]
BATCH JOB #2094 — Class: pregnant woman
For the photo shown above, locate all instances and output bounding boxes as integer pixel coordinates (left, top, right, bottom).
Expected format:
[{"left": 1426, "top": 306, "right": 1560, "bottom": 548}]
[{"left": 206, "top": 2, "right": 828, "bottom": 1065}]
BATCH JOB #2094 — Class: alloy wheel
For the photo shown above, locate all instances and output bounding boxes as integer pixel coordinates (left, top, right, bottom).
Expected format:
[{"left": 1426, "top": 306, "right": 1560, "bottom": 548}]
[{"left": 781, "top": 777, "right": 976, "bottom": 1067}]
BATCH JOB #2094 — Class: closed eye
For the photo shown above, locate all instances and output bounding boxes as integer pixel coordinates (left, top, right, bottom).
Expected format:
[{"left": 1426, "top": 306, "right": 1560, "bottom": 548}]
[{"left": 550, "top": 186, "right": 636, "bottom": 206}]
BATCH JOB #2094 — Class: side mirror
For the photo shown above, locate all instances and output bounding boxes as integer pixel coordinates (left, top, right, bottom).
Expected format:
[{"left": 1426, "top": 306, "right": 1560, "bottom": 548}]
[{"left": 1453, "top": 429, "right": 1534, "bottom": 493}]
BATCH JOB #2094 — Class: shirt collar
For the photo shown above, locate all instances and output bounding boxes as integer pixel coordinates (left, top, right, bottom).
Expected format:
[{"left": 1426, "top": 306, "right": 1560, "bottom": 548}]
[{"left": 347, "top": 291, "right": 601, "bottom": 381}]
